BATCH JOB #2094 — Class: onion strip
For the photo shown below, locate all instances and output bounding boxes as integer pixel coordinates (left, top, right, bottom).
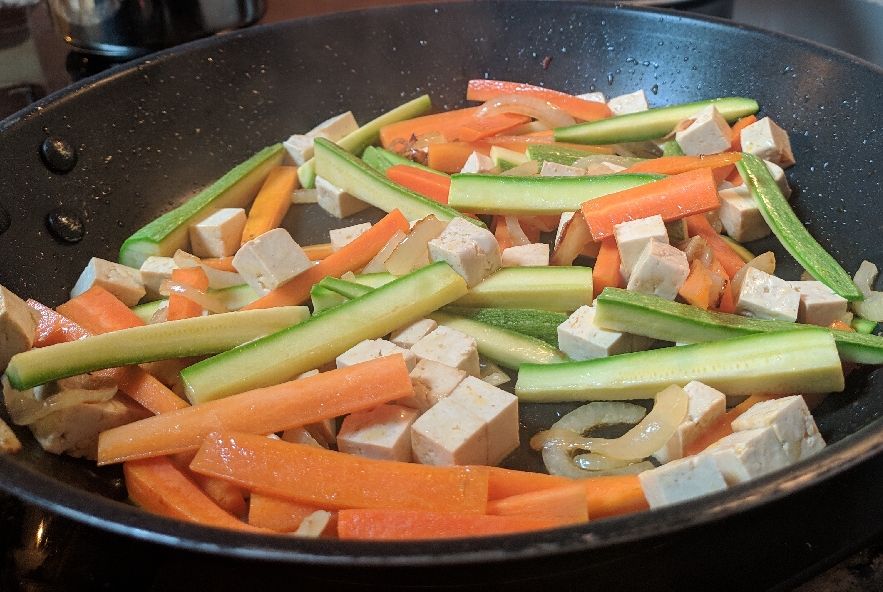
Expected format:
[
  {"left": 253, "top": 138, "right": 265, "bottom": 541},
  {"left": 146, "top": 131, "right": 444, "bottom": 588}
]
[
  {"left": 159, "top": 279, "right": 229, "bottom": 314},
  {"left": 477, "top": 94, "right": 576, "bottom": 128}
]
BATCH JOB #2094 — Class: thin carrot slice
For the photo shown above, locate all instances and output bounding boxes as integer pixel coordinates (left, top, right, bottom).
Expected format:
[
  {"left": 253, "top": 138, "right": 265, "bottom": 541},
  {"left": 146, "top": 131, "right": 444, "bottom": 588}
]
[
  {"left": 167, "top": 266, "right": 210, "bottom": 321},
  {"left": 678, "top": 259, "right": 714, "bottom": 310},
  {"left": 466, "top": 79, "right": 613, "bottom": 122},
  {"left": 337, "top": 508, "right": 557, "bottom": 540},
  {"left": 459, "top": 112, "right": 531, "bottom": 142},
  {"left": 190, "top": 432, "right": 489, "bottom": 514},
  {"left": 592, "top": 237, "right": 625, "bottom": 299},
  {"left": 708, "top": 257, "right": 736, "bottom": 314},
  {"left": 683, "top": 394, "right": 783, "bottom": 457},
  {"left": 730, "top": 114, "right": 758, "bottom": 152},
  {"left": 56, "top": 285, "right": 145, "bottom": 334},
  {"left": 97, "top": 355, "right": 413, "bottom": 464},
  {"left": 487, "top": 482, "right": 588, "bottom": 526},
  {"left": 385, "top": 164, "right": 452, "bottom": 204},
  {"left": 580, "top": 168, "right": 721, "bottom": 241},
  {"left": 482, "top": 466, "right": 571, "bottom": 500},
  {"left": 684, "top": 214, "right": 746, "bottom": 279},
  {"left": 248, "top": 492, "right": 332, "bottom": 533},
  {"left": 427, "top": 141, "right": 493, "bottom": 173},
  {"left": 170, "top": 450, "right": 248, "bottom": 518},
  {"left": 712, "top": 164, "right": 736, "bottom": 186},
  {"left": 493, "top": 216, "right": 514, "bottom": 251},
  {"left": 622, "top": 153, "right": 742, "bottom": 176},
  {"left": 240, "top": 165, "right": 299, "bottom": 245},
  {"left": 582, "top": 475, "right": 649, "bottom": 519},
  {"left": 199, "top": 256, "right": 238, "bottom": 272},
  {"left": 242, "top": 209, "right": 410, "bottom": 309},
  {"left": 28, "top": 299, "right": 89, "bottom": 347},
  {"left": 302, "top": 243, "right": 334, "bottom": 262},
  {"left": 379, "top": 107, "right": 483, "bottom": 148},
  {"left": 123, "top": 456, "right": 264, "bottom": 532}
]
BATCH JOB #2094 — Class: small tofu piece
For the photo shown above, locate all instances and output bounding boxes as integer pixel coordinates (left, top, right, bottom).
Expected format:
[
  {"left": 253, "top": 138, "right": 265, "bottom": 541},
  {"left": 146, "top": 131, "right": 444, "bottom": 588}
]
[
  {"left": 675, "top": 105, "right": 733, "bottom": 156},
  {"left": 329, "top": 222, "right": 372, "bottom": 252},
  {"left": 0, "top": 285, "right": 41, "bottom": 373},
  {"left": 614, "top": 215, "right": 669, "bottom": 278},
  {"left": 337, "top": 404, "right": 419, "bottom": 462},
  {"left": 585, "top": 161, "right": 627, "bottom": 176},
  {"left": 427, "top": 217, "right": 502, "bottom": 287},
  {"left": 638, "top": 454, "right": 728, "bottom": 509},
  {"left": 402, "top": 358, "right": 468, "bottom": 412},
  {"left": 706, "top": 427, "right": 792, "bottom": 485},
  {"left": 232, "top": 228, "right": 312, "bottom": 296},
  {"left": 718, "top": 184, "right": 771, "bottom": 243},
  {"left": 557, "top": 305, "right": 652, "bottom": 361},
  {"left": 189, "top": 207, "right": 247, "bottom": 258},
  {"left": 764, "top": 160, "right": 792, "bottom": 199},
  {"left": 447, "top": 376, "right": 519, "bottom": 466},
  {"left": 315, "top": 176, "right": 370, "bottom": 218},
  {"left": 291, "top": 188, "right": 319, "bottom": 204},
  {"left": 336, "top": 339, "right": 417, "bottom": 372},
  {"left": 790, "top": 281, "right": 849, "bottom": 327},
  {"left": 502, "top": 243, "right": 550, "bottom": 267},
  {"left": 410, "top": 396, "right": 488, "bottom": 466},
  {"left": 460, "top": 151, "right": 496, "bottom": 174},
  {"left": 734, "top": 267, "right": 800, "bottom": 322},
  {"left": 731, "top": 395, "right": 826, "bottom": 462},
  {"left": 653, "top": 381, "right": 727, "bottom": 464},
  {"left": 576, "top": 91, "right": 607, "bottom": 104},
  {"left": 139, "top": 256, "right": 179, "bottom": 301},
  {"left": 607, "top": 90, "right": 649, "bottom": 115},
  {"left": 410, "top": 326, "right": 480, "bottom": 377},
  {"left": 540, "top": 161, "right": 587, "bottom": 177},
  {"left": 389, "top": 318, "right": 439, "bottom": 349},
  {"left": 626, "top": 240, "right": 690, "bottom": 301},
  {"left": 71, "top": 257, "right": 146, "bottom": 306},
  {"left": 740, "top": 116, "right": 796, "bottom": 168},
  {"left": 283, "top": 111, "right": 359, "bottom": 165}
]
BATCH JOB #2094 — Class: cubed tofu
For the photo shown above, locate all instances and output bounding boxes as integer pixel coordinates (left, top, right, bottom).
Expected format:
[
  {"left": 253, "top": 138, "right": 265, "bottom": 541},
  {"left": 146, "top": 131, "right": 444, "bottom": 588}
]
[
  {"left": 576, "top": 91, "right": 607, "bottom": 103},
  {"left": 653, "top": 381, "right": 727, "bottom": 464},
  {"left": 540, "top": 161, "right": 587, "bottom": 177},
  {"left": 447, "top": 376, "right": 519, "bottom": 466},
  {"left": 389, "top": 318, "right": 439, "bottom": 349},
  {"left": 291, "top": 188, "right": 319, "bottom": 204},
  {"left": 427, "top": 217, "right": 501, "bottom": 287},
  {"left": 740, "top": 117, "right": 796, "bottom": 168},
  {"left": 410, "top": 396, "right": 488, "bottom": 465},
  {"left": 626, "top": 240, "right": 690, "bottom": 301},
  {"left": 607, "top": 90, "right": 650, "bottom": 115},
  {"left": 765, "top": 160, "right": 792, "bottom": 199},
  {"left": 329, "top": 222, "right": 372, "bottom": 252},
  {"left": 189, "top": 208, "right": 247, "bottom": 258},
  {"left": 557, "top": 305, "right": 652, "bottom": 361},
  {"left": 502, "top": 243, "right": 550, "bottom": 267},
  {"left": 638, "top": 454, "right": 728, "bottom": 509},
  {"left": 718, "top": 184, "right": 772, "bottom": 243},
  {"left": 337, "top": 404, "right": 419, "bottom": 462},
  {"left": 315, "top": 176, "right": 370, "bottom": 218},
  {"left": 460, "top": 151, "right": 496, "bottom": 174},
  {"left": 734, "top": 267, "right": 800, "bottom": 322},
  {"left": 790, "top": 281, "right": 849, "bottom": 327},
  {"left": 283, "top": 111, "right": 359, "bottom": 165},
  {"left": 410, "top": 326, "right": 480, "bottom": 377},
  {"left": 71, "top": 257, "right": 146, "bottom": 306},
  {"left": 232, "top": 228, "right": 312, "bottom": 296},
  {"left": 614, "top": 215, "right": 669, "bottom": 278},
  {"left": 675, "top": 105, "right": 733, "bottom": 156},
  {"left": 706, "top": 426, "right": 791, "bottom": 486},
  {"left": 731, "top": 395, "right": 825, "bottom": 462},
  {"left": 402, "top": 358, "right": 468, "bottom": 412},
  {"left": 336, "top": 339, "right": 417, "bottom": 372},
  {"left": 0, "top": 285, "right": 41, "bottom": 373},
  {"left": 139, "top": 256, "right": 179, "bottom": 301}
]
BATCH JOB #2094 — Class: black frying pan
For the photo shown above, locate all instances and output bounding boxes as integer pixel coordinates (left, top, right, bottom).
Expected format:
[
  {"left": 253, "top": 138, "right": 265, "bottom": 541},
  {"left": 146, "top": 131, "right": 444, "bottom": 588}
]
[{"left": 2, "top": 2, "right": 883, "bottom": 590}]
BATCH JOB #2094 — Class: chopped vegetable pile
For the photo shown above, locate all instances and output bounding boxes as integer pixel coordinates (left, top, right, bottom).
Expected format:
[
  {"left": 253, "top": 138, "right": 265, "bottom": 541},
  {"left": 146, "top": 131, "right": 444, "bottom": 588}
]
[{"left": 2, "top": 79, "right": 882, "bottom": 540}]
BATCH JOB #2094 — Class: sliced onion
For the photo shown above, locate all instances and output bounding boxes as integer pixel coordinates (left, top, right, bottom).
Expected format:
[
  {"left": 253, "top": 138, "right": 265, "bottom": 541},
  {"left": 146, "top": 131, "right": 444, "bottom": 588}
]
[
  {"left": 173, "top": 250, "right": 244, "bottom": 289},
  {"left": 504, "top": 216, "right": 532, "bottom": 247},
  {"left": 852, "top": 260, "right": 883, "bottom": 321},
  {"left": 731, "top": 251, "right": 776, "bottom": 297},
  {"left": 477, "top": 94, "right": 576, "bottom": 128},
  {"left": 159, "top": 279, "right": 229, "bottom": 314},
  {"left": 479, "top": 359, "right": 511, "bottom": 386},
  {"left": 384, "top": 215, "right": 446, "bottom": 276},
  {"left": 552, "top": 401, "right": 647, "bottom": 433},
  {"left": 550, "top": 211, "right": 594, "bottom": 266},
  {"left": 2, "top": 375, "right": 117, "bottom": 426},
  {"left": 362, "top": 230, "right": 406, "bottom": 274},
  {"left": 500, "top": 160, "right": 540, "bottom": 177}
]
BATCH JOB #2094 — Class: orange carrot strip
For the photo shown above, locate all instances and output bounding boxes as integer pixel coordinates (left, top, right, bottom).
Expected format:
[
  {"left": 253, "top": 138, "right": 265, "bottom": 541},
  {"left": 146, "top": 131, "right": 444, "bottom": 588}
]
[
  {"left": 199, "top": 256, "right": 238, "bottom": 272},
  {"left": 242, "top": 209, "right": 410, "bottom": 309},
  {"left": 683, "top": 394, "right": 783, "bottom": 457},
  {"left": 592, "top": 237, "right": 625, "bottom": 299},
  {"left": 190, "top": 432, "right": 489, "bottom": 514},
  {"left": 56, "top": 285, "right": 145, "bottom": 334},
  {"left": 28, "top": 299, "right": 89, "bottom": 347},
  {"left": 730, "top": 114, "right": 758, "bottom": 152},
  {"left": 97, "top": 355, "right": 413, "bottom": 464},
  {"left": 106, "top": 365, "right": 189, "bottom": 415},
  {"left": 712, "top": 164, "right": 736, "bottom": 186},
  {"left": 385, "top": 164, "right": 452, "bottom": 204},
  {"left": 482, "top": 466, "right": 571, "bottom": 501},
  {"left": 580, "top": 168, "right": 721, "bottom": 241},
  {"left": 830, "top": 319, "right": 854, "bottom": 332},
  {"left": 170, "top": 450, "right": 248, "bottom": 518},
  {"left": 240, "top": 165, "right": 299, "bottom": 245},
  {"left": 684, "top": 214, "right": 746, "bottom": 279},
  {"left": 725, "top": 164, "right": 745, "bottom": 186},
  {"left": 708, "top": 257, "right": 736, "bottom": 314},
  {"left": 459, "top": 112, "right": 531, "bottom": 142},
  {"left": 167, "top": 266, "right": 210, "bottom": 321},
  {"left": 493, "top": 216, "right": 515, "bottom": 251},
  {"left": 678, "top": 259, "right": 714, "bottom": 310},
  {"left": 622, "top": 153, "right": 743, "bottom": 176},
  {"left": 248, "top": 492, "right": 332, "bottom": 533},
  {"left": 123, "top": 456, "right": 264, "bottom": 532},
  {"left": 487, "top": 482, "right": 588, "bottom": 526},
  {"left": 302, "top": 243, "right": 334, "bottom": 262},
  {"left": 582, "top": 475, "right": 649, "bottom": 519},
  {"left": 337, "top": 509, "right": 557, "bottom": 540},
  {"left": 427, "top": 141, "right": 493, "bottom": 173},
  {"left": 379, "top": 107, "right": 484, "bottom": 148},
  {"left": 466, "top": 79, "right": 613, "bottom": 122}
]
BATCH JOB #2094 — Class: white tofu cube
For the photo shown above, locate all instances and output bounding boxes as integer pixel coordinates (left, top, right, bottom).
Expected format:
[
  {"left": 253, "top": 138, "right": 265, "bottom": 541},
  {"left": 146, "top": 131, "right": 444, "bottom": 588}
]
[
  {"left": 740, "top": 117, "right": 796, "bottom": 168},
  {"left": 337, "top": 404, "right": 419, "bottom": 462},
  {"left": 734, "top": 267, "right": 800, "bottom": 322},
  {"left": 614, "top": 215, "right": 669, "bottom": 278},
  {"left": 706, "top": 426, "right": 792, "bottom": 486},
  {"left": 447, "top": 376, "right": 519, "bottom": 466},
  {"left": 410, "top": 326, "right": 480, "bottom": 377},
  {"left": 765, "top": 160, "right": 792, "bottom": 199},
  {"left": 427, "top": 217, "right": 501, "bottom": 287},
  {"left": 501, "top": 243, "right": 550, "bottom": 267},
  {"left": 653, "top": 381, "right": 727, "bottom": 464},
  {"left": 576, "top": 91, "right": 606, "bottom": 103},
  {"left": 790, "top": 281, "right": 849, "bottom": 327},
  {"left": 626, "top": 240, "right": 690, "bottom": 301},
  {"left": 718, "top": 184, "right": 771, "bottom": 243},
  {"left": 389, "top": 318, "right": 439, "bottom": 349},
  {"left": 291, "top": 188, "right": 319, "bottom": 204},
  {"left": 336, "top": 339, "right": 417, "bottom": 372},
  {"left": 410, "top": 397, "right": 488, "bottom": 466},
  {"left": 329, "top": 222, "right": 372, "bottom": 252},
  {"left": 189, "top": 208, "right": 247, "bottom": 258},
  {"left": 0, "top": 285, "right": 41, "bottom": 372},
  {"left": 731, "top": 395, "right": 825, "bottom": 462},
  {"left": 402, "top": 358, "right": 468, "bottom": 412},
  {"left": 638, "top": 454, "right": 728, "bottom": 509},
  {"left": 557, "top": 305, "right": 652, "bottom": 361},
  {"left": 315, "top": 176, "right": 370, "bottom": 219},
  {"left": 675, "top": 105, "right": 733, "bottom": 156},
  {"left": 283, "top": 111, "right": 359, "bottom": 165},
  {"left": 71, "top": 257, "right": 146, "bottom": 306},
  {"left": 607, "top": 90, "right": 650, "bottom": 115},
  {"left": 460, "top": 151, "right": 496, "bottom": 174},
  {"left": 232, "top": 228, "right": 312, "bottom": 296},
  {"left": 139, "top": 256, "right": 179, "bottom": 301},
  {"left": 540, "top": 161, "right": 587, "bottom": 177}
]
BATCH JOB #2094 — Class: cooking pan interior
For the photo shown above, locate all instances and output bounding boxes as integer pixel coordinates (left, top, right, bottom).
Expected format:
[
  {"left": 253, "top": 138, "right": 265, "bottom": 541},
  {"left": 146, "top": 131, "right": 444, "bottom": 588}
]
[{"left": 2, "top": 0, "right": 883, "bottom": 584}]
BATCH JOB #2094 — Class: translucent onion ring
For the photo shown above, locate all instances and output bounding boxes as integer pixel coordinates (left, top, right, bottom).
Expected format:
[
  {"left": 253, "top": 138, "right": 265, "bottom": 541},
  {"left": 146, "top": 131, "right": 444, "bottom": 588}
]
[
  {"left": 852, "top": 260, "right": 883, "bottom": 322},
  {"left": 476, "top": 94, "right": 576, "bottom": 128},
  {"left": 159, "top": 279, "right": 229, "bottom": 314},
  {"left": 504, "top": 216, "right": 532, "bottom": 246}
]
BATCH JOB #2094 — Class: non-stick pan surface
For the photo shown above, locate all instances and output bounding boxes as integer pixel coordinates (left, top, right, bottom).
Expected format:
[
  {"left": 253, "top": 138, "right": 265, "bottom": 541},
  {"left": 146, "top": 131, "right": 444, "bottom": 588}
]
[{"left": 2, "top": 2, "right": 883, "bottom": 590}]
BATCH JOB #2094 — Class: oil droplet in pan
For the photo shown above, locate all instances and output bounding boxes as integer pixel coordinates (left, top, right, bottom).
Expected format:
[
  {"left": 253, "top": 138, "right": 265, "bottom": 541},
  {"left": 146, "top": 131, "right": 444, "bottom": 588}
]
[
  {"left": 40, "top": 137, "right": 78, "bottom": 174},
  {"left": 46, "top": 208, "right": 85, "bottom": 243}
]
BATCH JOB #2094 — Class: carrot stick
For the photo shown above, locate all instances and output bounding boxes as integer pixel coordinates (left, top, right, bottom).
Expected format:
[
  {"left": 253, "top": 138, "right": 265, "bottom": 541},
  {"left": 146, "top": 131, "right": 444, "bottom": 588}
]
[
  {"left": 466, "top": 79, "right": 613, "bottom": 122},
  {"left": 582, "top": 475, "right": 649, "bottom": 519},
  {"left": 190, "top": 432, "right": 489, "bottom": 514},
  {"left": 167, "top": 266, "right": 210, "bottom": 321},
  {"left": 683, "top": 394, "right": 783, "bottom": 457},
  {"left": 123, "top": 456, "right": 265, "bottom": 532},
  {"left": 379, "top": 107, "right": 484, "bottom": 148},
  {"left": 592, "top": 238, "right": 625, "bottom": 299},
  {"left": 678, "top": 259, "right": 714, "bottom": 310},
  {"left": 248, "top": 492, "right": 332, "bottom": 533},
  {"left": 170, "top": 450, "right": 248, "bottom": 518},
  {"left": 708, "top": 257, "right": 736, "bottom": 314},
  {"left": 684, "top": 214, "right": 746, "bottom": 279},
  {"left": 240, "top": 165, "right": 299, "bottom": 245},
  {"left": 241, "top": 209, "right": 410, "bottom": 309},
  {"left": 56, "top": 285, "right": 145, "bottom": 334},
  {"left": 459, "top": 112, "right": 531, "bottom": 142},
  {"left": 724, "top": 165, "right": 745, "bottom": 186},
  {"left": 199, "top": 255, "right": 238, "bottom": 272},
  {"left": 427, "top": 141, "right": 493, "bottom": 173},
  {"left": 28, "top": 299, "right": 89, "bottom": 347},
  {"left": 337, "top": 509, "right": 558, "bottom": 540},
  {"left": 580, "top": 168, "right": 721, "bottom": 241},
  {"left": 487, "top": 482, "right": 589, "bottom": 526},
  {"left": 97, "top": 355, "right": 413, "bottom": 464},
  {"left": 385, "top": 164, "right": 452, "bottom": 204},
  {"left": 622, "top": 153, "right": 743, "bottom": 176},
  {"left": 493, "top": 216, "right": 514, "bottom": 251},
  {"left": 712, "top": 164, "right": 736, "bottom": 186},
  {"left": 730, "top": 114, "right": 758, "bottom": 152},
  {"left": 483, "top": 466, "right": 571, "bottom": 500},
  {"left": 302, "top": 243, "right": 334, "bottom": 261}
]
